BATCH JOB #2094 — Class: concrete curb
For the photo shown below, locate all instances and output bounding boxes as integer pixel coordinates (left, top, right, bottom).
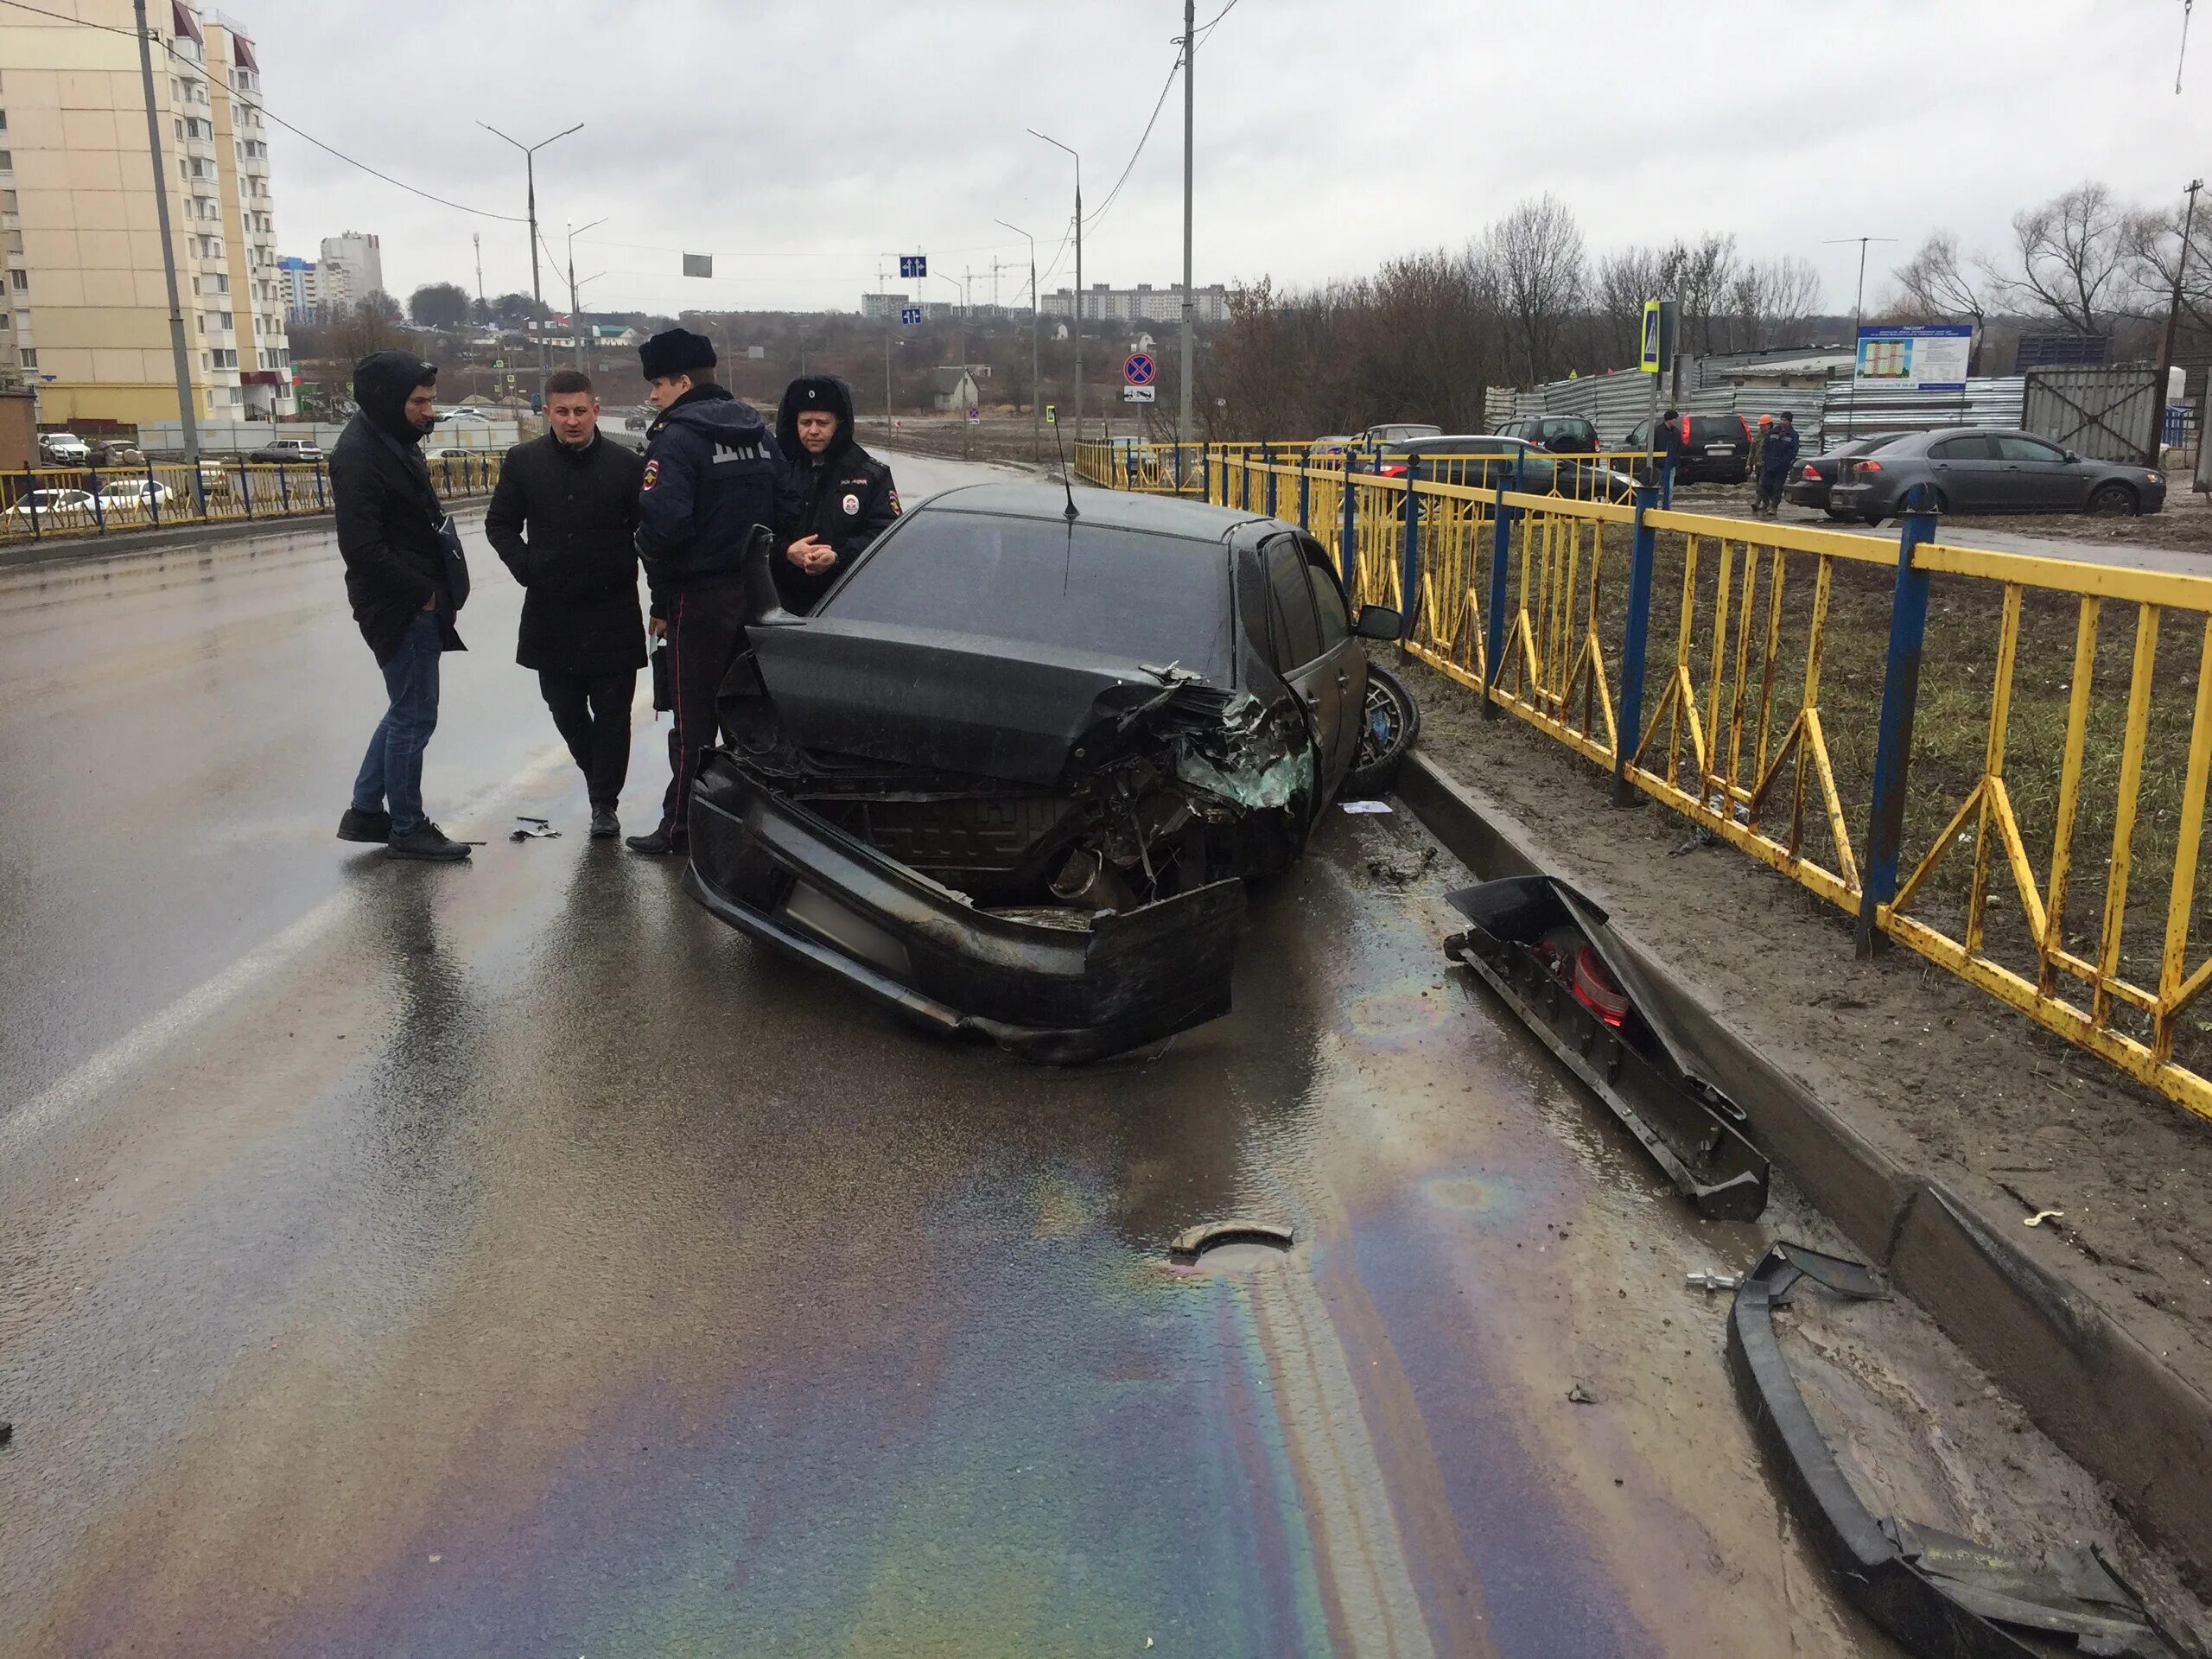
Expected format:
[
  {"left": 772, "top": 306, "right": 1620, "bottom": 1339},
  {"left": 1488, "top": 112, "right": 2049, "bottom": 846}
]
[
  {"left": 0, "top": 500, "right": 490, "bottom": 575},
  {"left": 1398, "top": 747, "right": 2212, "bottom": 1589}
]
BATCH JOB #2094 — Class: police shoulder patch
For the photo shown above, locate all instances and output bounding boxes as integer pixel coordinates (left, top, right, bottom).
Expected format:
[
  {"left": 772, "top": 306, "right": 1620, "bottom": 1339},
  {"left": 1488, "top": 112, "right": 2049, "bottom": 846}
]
[
  {"left": 641, "top": 458, "right": 659, "bottom": 492},
  {"left": 888, "top": 488, "right": 901, "bottom": 515}
]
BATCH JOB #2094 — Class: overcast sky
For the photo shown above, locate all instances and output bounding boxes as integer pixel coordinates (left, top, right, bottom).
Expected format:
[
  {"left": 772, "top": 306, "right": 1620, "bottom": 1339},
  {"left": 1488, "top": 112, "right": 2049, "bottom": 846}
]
[{"left": 237, "top": 0, "right": 2207, "bottom": 321}]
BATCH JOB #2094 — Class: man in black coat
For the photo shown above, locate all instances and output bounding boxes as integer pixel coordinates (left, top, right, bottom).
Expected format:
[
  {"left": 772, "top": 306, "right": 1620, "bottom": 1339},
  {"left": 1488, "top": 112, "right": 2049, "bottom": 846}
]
[
  {"left": 485, "top": 368, "right": 647, "bottom": 839},
  {"left": 334, "top": 348, "right": 471, "bottom": 861},
  {"left": 626, "top": 327, "right": 800, "bottom": 856},
  {"left": 773, "top": 374, "right": 899, "bottom": 613}
]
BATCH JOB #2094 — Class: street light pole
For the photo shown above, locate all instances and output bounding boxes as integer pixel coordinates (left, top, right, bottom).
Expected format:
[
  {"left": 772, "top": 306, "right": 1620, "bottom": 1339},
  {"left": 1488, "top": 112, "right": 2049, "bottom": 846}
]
[
  {"left": 566, "top": 216, "right": 606, "bottom": 372},
  {"left": 2154, "top": 178, "right": 2205, "bottom": 462},
  {"left": 480, "top": 119, "right": 582, "bottom": 410},
  {"left": 996, "top": 219, "right": 1039, "bottom": 463},
  {"left": 1179, "top": 0, "right": 1195, "bottom": 485},
  {"left": 1029, "top": 129, "right": 1082, "bottom": 446},
  {"left": 134, "top": 0, "right": 199, "bottom": 472},
  {"left": 1826, "top": 233, "right": 1895, "bottom": 440}
]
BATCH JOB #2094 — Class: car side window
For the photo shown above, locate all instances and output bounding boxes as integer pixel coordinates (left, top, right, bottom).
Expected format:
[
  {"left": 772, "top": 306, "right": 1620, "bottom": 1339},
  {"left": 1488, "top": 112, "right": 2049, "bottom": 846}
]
[
  {"left": 1264, "top": 537, "right": 1323, "bottom": 670},
  {"left": 1932, "top": 435, "right": 1996, "bottom": 461},
  {"left": 1998, "top": 435, "right": 2067, "bottom": 464},
  {"left": 1304, "top": 549, "right": 1351, "bottom": 650}
]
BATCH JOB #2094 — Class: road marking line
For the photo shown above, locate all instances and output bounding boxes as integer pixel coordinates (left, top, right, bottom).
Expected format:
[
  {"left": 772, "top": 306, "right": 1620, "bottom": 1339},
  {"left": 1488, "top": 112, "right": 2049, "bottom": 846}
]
[{"left": 0, "top": 739, "right": 575, "bottom": 1161}]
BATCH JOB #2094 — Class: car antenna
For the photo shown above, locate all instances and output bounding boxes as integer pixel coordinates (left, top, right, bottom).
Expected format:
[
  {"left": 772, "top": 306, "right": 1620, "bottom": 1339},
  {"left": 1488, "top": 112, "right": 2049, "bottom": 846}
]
[{"left": 1052, "top": 416, "right": 1080, "bottom": 521}]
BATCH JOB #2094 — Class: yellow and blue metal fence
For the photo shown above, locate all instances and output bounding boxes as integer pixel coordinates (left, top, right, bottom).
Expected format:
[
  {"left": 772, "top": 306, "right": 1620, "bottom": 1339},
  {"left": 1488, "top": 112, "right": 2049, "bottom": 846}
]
[
  {"left": 0, "top": 453, "right": 505, "bottom": 547},
  {"left": 1087, "top": 440, "right": 2212, "bottom": 1125}
]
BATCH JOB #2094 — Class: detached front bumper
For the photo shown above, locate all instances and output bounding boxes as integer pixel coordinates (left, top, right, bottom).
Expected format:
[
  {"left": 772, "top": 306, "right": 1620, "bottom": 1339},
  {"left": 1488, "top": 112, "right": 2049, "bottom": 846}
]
[{"left": 684, "top": 752, "right": 1244, "bottom": 1064}]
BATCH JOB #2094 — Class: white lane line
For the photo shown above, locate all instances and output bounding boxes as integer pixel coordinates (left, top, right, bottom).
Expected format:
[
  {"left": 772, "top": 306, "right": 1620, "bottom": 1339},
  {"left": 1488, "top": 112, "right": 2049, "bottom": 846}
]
[{"left": 0, "top": 738, "right": 577, "bottom": 1162}]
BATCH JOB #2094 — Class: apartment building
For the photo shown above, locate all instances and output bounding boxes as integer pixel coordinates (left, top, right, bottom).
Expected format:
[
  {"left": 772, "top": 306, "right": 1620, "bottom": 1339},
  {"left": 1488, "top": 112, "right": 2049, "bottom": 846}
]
[
  {"left": 317, "top": 229, "right": 379, "bottom": 311},
  {"left": 1042, "top": 282, "right": 1230, "bottom": 325},
  {"left": 0, "top": 0, "right": 291, "bottom": 428}
]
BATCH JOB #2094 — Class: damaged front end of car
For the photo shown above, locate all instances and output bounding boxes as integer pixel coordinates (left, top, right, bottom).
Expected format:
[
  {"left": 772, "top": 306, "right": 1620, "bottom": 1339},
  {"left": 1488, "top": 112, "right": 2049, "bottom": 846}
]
[{"left": 684, "top": 540, "right": 1317, "bottom": 1062}]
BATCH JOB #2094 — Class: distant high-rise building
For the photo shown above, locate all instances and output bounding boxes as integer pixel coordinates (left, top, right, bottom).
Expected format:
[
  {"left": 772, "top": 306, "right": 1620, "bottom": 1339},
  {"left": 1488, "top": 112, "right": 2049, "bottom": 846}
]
[
  {"left": 318, "top": 231, "right": 382, "bottom": 313},
  {"left": 859, "top": 292, "right": 910, "bottom": 320},
  {"left": 1042, "top": 281, "right": 1230, "bottom": 325},
  {"left": 276, "top": 254, "right": 315, "bottom": 322},
  {"left": 0, "top": 1, "right": 294, "bottom": 424}
]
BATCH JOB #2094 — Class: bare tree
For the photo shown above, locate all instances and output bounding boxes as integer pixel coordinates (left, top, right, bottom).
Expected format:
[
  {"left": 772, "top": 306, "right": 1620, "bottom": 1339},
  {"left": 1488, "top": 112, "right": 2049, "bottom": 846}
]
[
  {"left": 2123, "top": 200, "right": 2212, "bottom": 340},
  {"left": 1486, "top": 195, "right": 1586, "bottom": 383},
  {"left": 1888, "top": 232, "right": 1988, "bottom": 327},
  {"left": 1981, "top": 182, "right": 2145, "bottom": 335},
  {"left": 1594, "top": 245, "right": 1669, "bottom": 366},
  {"left": 1660, "top": 233, "right": 1743, "bottom": 353}
]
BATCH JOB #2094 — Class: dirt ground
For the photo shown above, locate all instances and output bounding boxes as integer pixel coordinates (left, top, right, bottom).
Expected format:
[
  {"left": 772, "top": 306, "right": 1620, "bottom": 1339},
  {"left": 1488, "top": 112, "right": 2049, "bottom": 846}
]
[
  {"left": 1678, "top": 474, "right": 2212, "bottom": 554},
  {"left": 1396, "top": 652, "right": 2212, "bottom": 1410}
]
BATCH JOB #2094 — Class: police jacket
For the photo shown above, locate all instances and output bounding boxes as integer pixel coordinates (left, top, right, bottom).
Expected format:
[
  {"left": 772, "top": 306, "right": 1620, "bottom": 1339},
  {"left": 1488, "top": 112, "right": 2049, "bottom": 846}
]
[
  {"left": 485, "top": 429, "right": 648, "bottom": 675},
  {"left": 773, "top": 375, "right": 900, "bottom": 613},
  {"left": 333, "top": 349, "right": 463, "bottom": 664},
  {"left": 635, "top": 384, "right": 800, "bottom": 614}
]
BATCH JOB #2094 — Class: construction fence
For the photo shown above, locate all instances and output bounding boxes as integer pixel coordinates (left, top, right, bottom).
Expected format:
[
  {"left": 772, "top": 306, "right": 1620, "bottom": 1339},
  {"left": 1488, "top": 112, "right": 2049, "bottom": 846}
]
[
  {"left": 0, "top": 454, "right": 505, "bottom": 547},
  {"left": 1075, "top": 437, "right": 2212, "bottom": 1126}
]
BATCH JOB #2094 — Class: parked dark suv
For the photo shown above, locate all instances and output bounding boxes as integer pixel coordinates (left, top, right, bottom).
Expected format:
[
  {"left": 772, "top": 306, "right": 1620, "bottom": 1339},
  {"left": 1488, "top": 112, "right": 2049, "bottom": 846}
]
[
  {"left": 1827, "top": 428, "right": 2167, "bottom": 524},
  {"left": 1496, "top": 414, "right": 1600, "bottom": 454},
  {"left": 1620, "top": 415, "right": 1752, "bottom": 485}
]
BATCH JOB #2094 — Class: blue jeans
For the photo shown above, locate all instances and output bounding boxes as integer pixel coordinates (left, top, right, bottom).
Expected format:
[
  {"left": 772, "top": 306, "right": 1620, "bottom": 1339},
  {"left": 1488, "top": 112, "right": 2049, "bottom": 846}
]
[{"left": 352, "top": 611, "right": 442, "bottom": 836}]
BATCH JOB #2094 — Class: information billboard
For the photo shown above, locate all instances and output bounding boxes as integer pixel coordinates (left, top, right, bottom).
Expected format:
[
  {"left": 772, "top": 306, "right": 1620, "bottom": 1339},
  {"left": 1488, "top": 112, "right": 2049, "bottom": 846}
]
[{"left": 1854, "top": 324, "right": 1972, "bottom": 392}]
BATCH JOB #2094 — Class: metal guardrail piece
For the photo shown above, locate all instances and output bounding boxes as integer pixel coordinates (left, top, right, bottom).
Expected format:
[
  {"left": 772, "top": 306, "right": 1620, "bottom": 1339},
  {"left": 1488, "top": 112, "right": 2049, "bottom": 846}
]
[{"left": 1092, "top": 441, "right": 2212, "bottom": 1125}]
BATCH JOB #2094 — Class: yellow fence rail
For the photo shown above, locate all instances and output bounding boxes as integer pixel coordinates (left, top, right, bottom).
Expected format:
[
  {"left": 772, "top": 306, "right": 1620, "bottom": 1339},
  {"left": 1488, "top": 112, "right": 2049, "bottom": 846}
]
[
  {"left": 1086, "top": 440, "right": 2212, "bottom": 1125},
  {"left": 0, "top": 453, "right": 505, "bottom": 547}
]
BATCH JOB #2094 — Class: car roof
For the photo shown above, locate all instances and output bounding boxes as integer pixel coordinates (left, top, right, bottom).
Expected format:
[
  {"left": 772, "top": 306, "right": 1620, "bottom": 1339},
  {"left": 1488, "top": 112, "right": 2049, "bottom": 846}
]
[{"left": 916, "top": 481, "right": 1269, "bottom": 541}]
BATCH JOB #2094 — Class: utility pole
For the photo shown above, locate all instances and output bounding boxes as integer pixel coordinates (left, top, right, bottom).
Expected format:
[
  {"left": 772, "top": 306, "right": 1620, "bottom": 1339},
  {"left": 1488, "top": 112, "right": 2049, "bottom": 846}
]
[
  {"left": 473, "top": 232, "right": 486, "bottom": 317},
  {"left": 997, "top": 219, "right": 1039, "bottom": 462},
  {"left": 565, "top": 218, "right": 605, "bottom": 372},
  {"left": 1826, "top": 234, "right": 1894, "bottom": 439},
  {"left": 1030, "top": 129, "right": 1082, "bottom": 445},
  {"left": 135, "top": 0, "right": 200, "bottom": 471},
  {"left": 2154, "top": 178, "right": 2205, "bottom": 462},
  {"left": 878, "top": 259, "right": 893, "bottom": 437},
  {"left": 1179, "top": 0, "right": 1195, "bottom": 486},
  {"left": 935, "top": 270, "right": 966, "bottom": 369},
  {"left": 480, "top": 119, "right": 582, "bottom": 410}
]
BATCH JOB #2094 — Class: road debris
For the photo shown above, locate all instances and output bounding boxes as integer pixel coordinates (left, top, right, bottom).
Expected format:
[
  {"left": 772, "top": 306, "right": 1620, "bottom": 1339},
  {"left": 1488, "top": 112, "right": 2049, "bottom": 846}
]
[
  {"left": 1566, "top": 1383, "right": 1598, "bottom": 1405},
  {"left": 509, "top": 816, "right": 561, "bottom": 842},
  {"left": 1725, "top": 1242, "right": 2182, "bottom": 1659},
  {"left": 2023, "top": 1209, "right": 2064, "bottom": 1227},
  {"left": 1341, "top": 799, "right": 1392, "bottom": 814},
  {"left": 1686, "top": 1270, "right": 1740, "bottom": 1295}
]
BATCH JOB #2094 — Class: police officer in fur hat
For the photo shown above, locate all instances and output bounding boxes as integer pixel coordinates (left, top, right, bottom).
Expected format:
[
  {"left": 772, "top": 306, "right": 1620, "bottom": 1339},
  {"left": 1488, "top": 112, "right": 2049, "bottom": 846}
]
[
  {"left": 772, "top": 374, "right": 900, "bottom": 613},
  {"left": 626, "top": 327, "right": 798, "bottom": 855}
]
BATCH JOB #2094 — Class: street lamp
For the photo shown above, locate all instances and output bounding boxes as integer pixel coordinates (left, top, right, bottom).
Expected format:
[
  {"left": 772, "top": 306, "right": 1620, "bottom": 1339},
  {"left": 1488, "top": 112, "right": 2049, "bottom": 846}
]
[
  {"left": 1826, "top": 233, "right": 1895, "bottom": 439},
  {"left": 996, "top": 218, "right": 1039, "bottom": 462},
  {"left": 565, "top": 217, "right": 607, "bottom": 371},
  {"left": 933, "top": 270, "right": 967, "bottom": 368},
  {"left": 1027, "top": 128, "right": 1082, "bottom": 447},
  {"left": 479, "top": 119, "right": 582, "bottom": 408}
]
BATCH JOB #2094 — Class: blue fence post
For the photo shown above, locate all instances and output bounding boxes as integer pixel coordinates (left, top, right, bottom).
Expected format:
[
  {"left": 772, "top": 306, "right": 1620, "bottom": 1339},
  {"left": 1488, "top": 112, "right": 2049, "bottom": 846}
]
[
  {"left": 1338, "top": 462, "right": 1358, "bottom": 594},
  {"left": 1262, "top": 442, "right": 1277, "bottom": 518},
  {"left": 88, "top": 469, "right": 105, "bottom": 535},
  {"left": 144, "top": 460, "right": 159, "bottom": 528},
  {"left": 189, "top": 457, "right": 207, "bottom": 519},
  {"left": 1855, "top": 494, "right": 1939, "bottom": 957},
  {"left": 1661, "top": 451, "right": 1675, "bottom": 509},
  {"left": 1612, "top": 483, "right": 1661, "bottom": 804},
  {"left": 276, "top": 462, "right": 291, "bottom": 514},
  {"left": 238, "top": 460, "right": 252, "bottom": 519},
  {"left": 22, "top": 470, "right": 38, "bottom": 539},
  {"left": 1201, "top": 444, "right": 1211, "bottom": 505},
  {"left": 1297, "top": 455, "right": 1311, "bottom": 532},
  {"left": 1397, "top": 459, "right": 1422, "bottom": 640},
  {"left": 1483, "top": 480, "right": 1514, "bottom": 718},
  {"left": 314, "top": 461, "right": 327, "bottom": 511}
]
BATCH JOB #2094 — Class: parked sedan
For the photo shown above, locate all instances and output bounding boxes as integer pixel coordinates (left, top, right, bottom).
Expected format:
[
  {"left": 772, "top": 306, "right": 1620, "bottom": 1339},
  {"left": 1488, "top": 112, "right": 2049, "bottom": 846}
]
[
  {"left": 249, "top": 437, "right": 322, "bottom": 464},
  {"left": 93, "top": 478, "right": 176, "bottom": 513},
  {"left": 5, "top": 487, "right": 97, "bottom": 524},
  {"left": 1783, "top": 435, "right": 1903, "bottom": 516},
  {"left": 1496, "top": 414, "right": 1601, "bottom": 454},
  {"left": 1356, "top": 435, "right": 1636, "bottom": 501},
  {"left": 685, "top": 482, "right": 1420, "bottom": 1062},
  {"left": 1827, "top": 428, "right": 2167, "bottom": 524}
]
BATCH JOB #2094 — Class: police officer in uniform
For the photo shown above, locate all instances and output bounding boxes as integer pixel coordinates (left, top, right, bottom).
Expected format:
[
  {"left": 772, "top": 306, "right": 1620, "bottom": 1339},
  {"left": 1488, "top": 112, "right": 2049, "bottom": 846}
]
[
  {"left": 626, "top": 327, "right": 799, "bottom": 855},
  {"left": 772, "top": 374, "right": 901, "bottom": 613}
]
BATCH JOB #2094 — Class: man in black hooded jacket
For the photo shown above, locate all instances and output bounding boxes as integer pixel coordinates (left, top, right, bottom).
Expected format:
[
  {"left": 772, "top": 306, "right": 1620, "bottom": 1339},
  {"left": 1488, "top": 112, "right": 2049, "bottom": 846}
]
[
  {"left": 333, "top": 348, "right": 471, "bottom": 862},
  {"left": 773, "top": 374, "right": 899, "bottom": 613},
  {"left": 626, "top": 327, "right": 800, "bottom": 855}
]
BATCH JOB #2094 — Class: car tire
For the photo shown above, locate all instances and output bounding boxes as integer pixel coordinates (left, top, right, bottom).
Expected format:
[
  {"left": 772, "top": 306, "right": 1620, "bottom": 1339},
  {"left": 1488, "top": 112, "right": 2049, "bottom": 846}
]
[
  {"left": 1824, "top": 507, "right": 1852, "bottom": 521},
  {"left": 1863, "top": 512, "right": 1886, "bottom": 527},
  {"left": 1343, "top": 663, "right": 1421, "bottom": 799},
  {"left": 2086, "top": 483, "right": 2138, "bottom": 516}
]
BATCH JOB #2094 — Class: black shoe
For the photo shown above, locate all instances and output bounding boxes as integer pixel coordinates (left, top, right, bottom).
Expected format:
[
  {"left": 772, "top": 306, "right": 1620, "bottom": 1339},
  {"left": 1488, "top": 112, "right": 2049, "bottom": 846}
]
[
  {"left": 589, "top": 805, "right": 620, "bottom": 840},
  {"left": 338, "top": 806, "right": 392, "bottom": 843},
  {"left": 625, "top": 827, "right": 686, "bottom": 856},
  {"left": 387, "top": 822, "right": 472, "bottom": 861}
]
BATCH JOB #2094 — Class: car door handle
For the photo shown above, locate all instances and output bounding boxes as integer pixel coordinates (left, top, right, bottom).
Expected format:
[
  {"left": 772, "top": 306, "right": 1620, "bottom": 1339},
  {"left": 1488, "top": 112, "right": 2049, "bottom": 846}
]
[{"left": 1336, "top": 670, "right": 1350, "bottom": 690}]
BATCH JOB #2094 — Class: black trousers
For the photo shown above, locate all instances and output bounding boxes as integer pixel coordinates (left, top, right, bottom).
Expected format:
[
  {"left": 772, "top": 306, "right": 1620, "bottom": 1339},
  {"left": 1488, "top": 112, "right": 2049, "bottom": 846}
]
[
  {"left": 658, "top": 582, "right": 747, "bottom": 839},
  {"left": 538, "top": 668, "right": 637, "bottom": 807}
]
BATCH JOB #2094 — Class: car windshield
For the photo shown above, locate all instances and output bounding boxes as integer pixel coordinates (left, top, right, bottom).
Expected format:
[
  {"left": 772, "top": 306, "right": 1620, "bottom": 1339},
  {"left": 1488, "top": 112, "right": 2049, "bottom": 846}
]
[{"left": 829, "top": 510, "right": 1234, "bottom": 680}]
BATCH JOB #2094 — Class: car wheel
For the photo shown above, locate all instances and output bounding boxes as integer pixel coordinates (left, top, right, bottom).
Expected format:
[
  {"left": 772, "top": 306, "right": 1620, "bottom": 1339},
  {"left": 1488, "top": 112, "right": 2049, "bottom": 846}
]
[
  {"left": 1343, "top": 663, "right": 1421, "bottom": 799},
  {"left": 1824, "top": 507, "right": 1852, "bottom": 521},
  {"left": 1863, "top": 512, "right": 1885, "bottom": 528},
  {"left": 2086, "top": 483, "right": 2138, "bottom": 516}
]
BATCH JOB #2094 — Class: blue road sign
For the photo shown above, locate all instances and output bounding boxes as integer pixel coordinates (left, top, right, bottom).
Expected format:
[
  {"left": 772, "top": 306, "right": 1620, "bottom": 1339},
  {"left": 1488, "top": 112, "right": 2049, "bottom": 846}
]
[
  {"left": 899, "top": 255, "right": 926, "bottom": 280},
  {"left": 1123, "top": 352, "right": 1157, "bottom": 386},
  {"left": 899, "top": 306, "right": 922, "bottom": 326}
]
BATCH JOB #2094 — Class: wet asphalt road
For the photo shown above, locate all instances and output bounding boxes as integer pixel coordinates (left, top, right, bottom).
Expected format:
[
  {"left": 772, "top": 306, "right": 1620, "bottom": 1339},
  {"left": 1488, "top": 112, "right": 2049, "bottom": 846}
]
[{"left": 0, "top": 453, "right": 1887, "bottom": 1656}]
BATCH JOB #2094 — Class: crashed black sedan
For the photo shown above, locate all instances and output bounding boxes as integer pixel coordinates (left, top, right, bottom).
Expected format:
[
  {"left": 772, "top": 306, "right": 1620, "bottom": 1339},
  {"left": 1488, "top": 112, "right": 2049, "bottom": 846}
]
[{"left": 683, "top": 482, "right": 1417, "bottom": 1062}]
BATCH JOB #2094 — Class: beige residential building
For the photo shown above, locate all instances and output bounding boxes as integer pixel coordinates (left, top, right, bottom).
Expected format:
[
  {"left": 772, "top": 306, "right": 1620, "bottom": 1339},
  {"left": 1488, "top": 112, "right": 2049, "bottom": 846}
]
[{"left": 0, "top": 0, "right": 292, "bottom": 430}]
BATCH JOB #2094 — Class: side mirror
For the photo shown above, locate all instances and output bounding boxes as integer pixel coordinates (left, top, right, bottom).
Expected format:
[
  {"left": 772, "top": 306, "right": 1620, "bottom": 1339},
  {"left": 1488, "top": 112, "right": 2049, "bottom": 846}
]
[
  {"left": 2063, "top": 451, "right": 2080, "bottom": 464},
  {"left": 1354, "top": 605, "right": 1402, "bottom": 641}
]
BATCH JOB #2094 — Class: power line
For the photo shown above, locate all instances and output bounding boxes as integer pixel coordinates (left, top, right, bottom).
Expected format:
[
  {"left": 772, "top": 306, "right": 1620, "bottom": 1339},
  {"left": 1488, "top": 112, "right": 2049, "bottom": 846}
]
[
  {"left": 1084, "top": 57, "right": 1179, "bottom": 233},
  {"left": 0, "top": 0, "right": 528, "bottom": 223},
  {"left": 1193, "top": 0, "right": 1241, "bottom": 43}
]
